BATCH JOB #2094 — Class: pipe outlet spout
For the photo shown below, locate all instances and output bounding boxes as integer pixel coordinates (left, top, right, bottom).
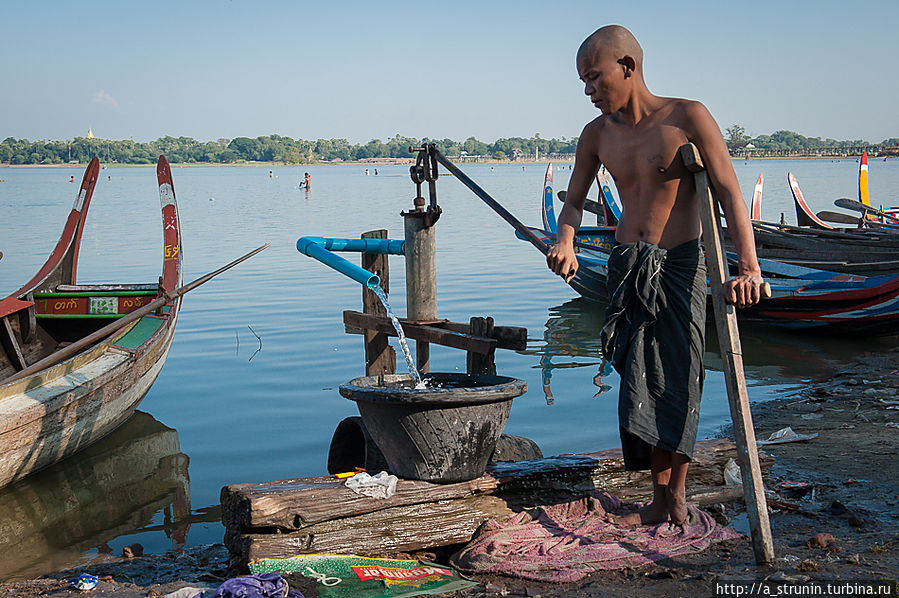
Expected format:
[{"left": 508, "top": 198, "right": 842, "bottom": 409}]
[{"left": 297, "top": 236, "right": 381, "bottom": 289}]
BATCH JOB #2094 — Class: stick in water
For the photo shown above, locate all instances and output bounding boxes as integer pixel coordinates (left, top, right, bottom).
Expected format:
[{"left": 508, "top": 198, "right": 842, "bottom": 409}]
[{"left": 5, "top": 243, "right": 270, "bottom": 384}]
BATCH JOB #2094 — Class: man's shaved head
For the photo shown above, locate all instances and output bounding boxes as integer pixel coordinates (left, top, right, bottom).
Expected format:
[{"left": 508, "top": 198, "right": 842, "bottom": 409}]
[{"left": 578, "top": 25, "right": 643, "bottom": 69}]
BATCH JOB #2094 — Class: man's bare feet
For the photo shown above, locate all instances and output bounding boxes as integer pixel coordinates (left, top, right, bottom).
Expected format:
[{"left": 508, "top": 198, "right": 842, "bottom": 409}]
[
  {"left": 615, "top": 499, "right": 670, "bottom": 526},
  {"left": 666, "top": 486, "right": 688, "bottom": 525}
]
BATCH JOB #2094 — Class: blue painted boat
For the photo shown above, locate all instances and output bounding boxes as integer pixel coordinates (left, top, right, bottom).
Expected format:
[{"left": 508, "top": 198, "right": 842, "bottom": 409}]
[{"left": 529, "top": 165, "right": 899, "bottom": 335}]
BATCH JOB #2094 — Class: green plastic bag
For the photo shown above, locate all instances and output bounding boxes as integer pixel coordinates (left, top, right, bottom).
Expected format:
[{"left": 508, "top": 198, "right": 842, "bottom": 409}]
[{"left": 248, "top": 553, "right": 479, "bottom": 598}]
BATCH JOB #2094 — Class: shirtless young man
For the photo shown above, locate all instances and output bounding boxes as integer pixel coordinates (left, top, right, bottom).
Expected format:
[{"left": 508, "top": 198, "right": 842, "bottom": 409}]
[{"left": 546, "top": 25, "right": 764, "bottom": 525}]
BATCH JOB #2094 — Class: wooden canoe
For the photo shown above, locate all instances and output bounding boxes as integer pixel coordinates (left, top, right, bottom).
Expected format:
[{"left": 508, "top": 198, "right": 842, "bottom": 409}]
[
  {"left": 0, "top": 156, "right": 183, "bottom": 489},
  {"left": 523, "top": 178, "right": 899, "bottom": 334}
]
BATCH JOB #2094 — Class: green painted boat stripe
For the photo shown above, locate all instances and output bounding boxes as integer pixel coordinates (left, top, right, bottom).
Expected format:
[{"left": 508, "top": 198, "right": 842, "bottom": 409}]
[
  {"left": 112, "top": 316, "right": 166, "bottom": 350},
  {"left": 37, "top": 314, "right": 126, "bottom": 319},
  {"left": 35, "top": 291, "right": 157, "bottom": 298}
]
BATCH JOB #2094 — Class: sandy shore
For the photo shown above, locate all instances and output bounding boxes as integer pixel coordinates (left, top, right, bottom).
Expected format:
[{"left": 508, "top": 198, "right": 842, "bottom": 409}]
[{"left": 1, "top": 347, "right": 897, "bottom": 597}]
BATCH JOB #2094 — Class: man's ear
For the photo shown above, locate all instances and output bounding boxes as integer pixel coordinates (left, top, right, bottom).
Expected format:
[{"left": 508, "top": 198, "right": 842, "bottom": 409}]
[{"left": 618, "top": 56, "right": 636, "bottom": 78}]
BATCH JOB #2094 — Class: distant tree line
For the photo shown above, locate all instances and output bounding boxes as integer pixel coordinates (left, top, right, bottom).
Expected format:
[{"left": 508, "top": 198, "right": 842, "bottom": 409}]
[
  {"left": 724, "top": 125, "right": 897, "bottom": 155},
  {"left": 0, "top": 134, "right": 578, "bottom": 165},
  {"left": 1, "top": 130, "right": 895, "bottom": 165}
]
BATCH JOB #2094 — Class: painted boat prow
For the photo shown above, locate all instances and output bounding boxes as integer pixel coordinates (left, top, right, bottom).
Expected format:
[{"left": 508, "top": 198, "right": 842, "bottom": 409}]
[
  {"left": 542, "top": 163, "right": 556, "bottom": 235},
  {"left": 789, "top": 172, "right": 835, "bottom": 230},
  {"left": 859, "top": 151, "right": 870, "bottom": 206},
  {"left": 596, "top": 166, "right": 621, "bottom": 226},
  {"left": 9, "top": 158, "right": 100, "bottom": 298},
  {"left": 750, "top": 174, "right": 763, "bottom": 221},
  {"left": 157, "top": 155, "right": 183, "bottom": 293}
]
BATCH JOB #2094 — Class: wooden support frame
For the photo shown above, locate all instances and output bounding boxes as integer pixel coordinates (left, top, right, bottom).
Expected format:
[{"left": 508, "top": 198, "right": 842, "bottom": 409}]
[
  {"left": 345, "top": 311, "right": 497, "bottom": 355},
  {"left": 19, "top": 293, "right": 36, "bottom": 343},
  {"left": 0, "top": 297, "right": 34, "bottom": 372},
  {"left": 0, "top": 316, "right": 27, "bottom": 371},
  {"left": 680, "top": 142, "right": 774, "bottom": 565}
]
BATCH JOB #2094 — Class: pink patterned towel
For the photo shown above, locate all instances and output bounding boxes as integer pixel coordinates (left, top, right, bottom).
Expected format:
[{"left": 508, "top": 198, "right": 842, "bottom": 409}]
[{"left": 451, "top": 491, "right": 740, "bottom": 582}]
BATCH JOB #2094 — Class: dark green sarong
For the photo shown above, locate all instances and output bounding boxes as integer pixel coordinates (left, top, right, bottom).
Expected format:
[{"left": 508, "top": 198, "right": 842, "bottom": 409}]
[{"left": 600, "top": 239, "right": 706, "bottom": 471}]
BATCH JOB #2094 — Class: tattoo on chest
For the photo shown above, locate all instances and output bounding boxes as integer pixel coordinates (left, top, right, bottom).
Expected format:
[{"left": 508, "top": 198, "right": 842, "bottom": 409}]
[{"left": 647, "top": 152, "right": 663, "bottom": 164}]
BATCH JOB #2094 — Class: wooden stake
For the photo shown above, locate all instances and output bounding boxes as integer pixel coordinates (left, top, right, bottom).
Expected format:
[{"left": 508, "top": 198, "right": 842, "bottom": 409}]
[
  {"left": 361, "top": 230, "right": 395, "bottom": 376},
  {"left": 680, "top": 143, "right": 775, "bottom": 564},
  {"left": 467, "top": 317, "right": 496, "bottom": 375}
]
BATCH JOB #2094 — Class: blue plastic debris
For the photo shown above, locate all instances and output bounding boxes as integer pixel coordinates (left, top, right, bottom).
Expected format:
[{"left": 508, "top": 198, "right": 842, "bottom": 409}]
[{"left": 68, "top": 573, "right": 99, "bottom": 591}]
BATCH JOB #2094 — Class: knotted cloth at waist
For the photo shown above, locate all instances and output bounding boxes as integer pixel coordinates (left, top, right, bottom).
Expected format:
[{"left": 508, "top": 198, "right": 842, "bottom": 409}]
[{"left": 600, "top": 239, "right": 706, "bottom": 470}]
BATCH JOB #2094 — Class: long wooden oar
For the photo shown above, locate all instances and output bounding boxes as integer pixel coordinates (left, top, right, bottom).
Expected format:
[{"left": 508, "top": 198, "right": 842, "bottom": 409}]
[
  {"left": 4, "top": 243, "right": 270, "bottom": 385},
  {"left": 835, "top": 198, "right": 899, "bottom": 224},
  {"left": 680, "top": 143, "right": 774, "bottom": 565},
  {"left": 816, "top": 210, "right": 863, "bottom": 226},
  {"left": 557, "top": 190, "right": 605, "bottom": 218}
]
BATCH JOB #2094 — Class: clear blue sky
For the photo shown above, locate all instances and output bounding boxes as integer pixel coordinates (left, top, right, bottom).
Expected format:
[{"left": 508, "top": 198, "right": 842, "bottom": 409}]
[{"left": 3, "top": 0, "right": 897, "bottom": 144}]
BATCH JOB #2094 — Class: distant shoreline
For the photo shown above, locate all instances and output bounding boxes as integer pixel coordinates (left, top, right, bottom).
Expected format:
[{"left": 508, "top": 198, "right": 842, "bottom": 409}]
[{"left": 0, "top": 155, "right": 880, "bottom": 169}]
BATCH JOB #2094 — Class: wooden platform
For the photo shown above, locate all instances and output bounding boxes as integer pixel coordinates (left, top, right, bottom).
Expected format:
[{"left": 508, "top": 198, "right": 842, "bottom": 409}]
[{"left": 221, "top": 438, "right": 771, "bottom": 566}]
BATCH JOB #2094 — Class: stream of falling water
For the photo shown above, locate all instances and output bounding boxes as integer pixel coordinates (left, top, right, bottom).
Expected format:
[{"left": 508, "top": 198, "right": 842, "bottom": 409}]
[{"left": 372, "top": 286, "right": 426, "bottom": 388}]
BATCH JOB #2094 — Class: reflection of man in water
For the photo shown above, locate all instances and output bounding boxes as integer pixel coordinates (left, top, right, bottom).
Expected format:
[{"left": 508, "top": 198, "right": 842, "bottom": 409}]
[
  {"left": 539, "top": 353, "right": 556, "bottom": 405},
  {"left": 539, "top": 352, "right": 613, "bottom": 405},
  {"left": 592, "top": 358, "right": 612, "bottom": 397}
]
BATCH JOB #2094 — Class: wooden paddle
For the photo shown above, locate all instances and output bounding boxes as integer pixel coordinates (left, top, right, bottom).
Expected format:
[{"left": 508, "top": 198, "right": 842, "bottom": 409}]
[
  {"left": 680, "top": 143, "right": 775, "bottom": 565},
  {"left": 816, "top": 210, "right": 863, "bottom": 226},
  {"left": 557, "top": 190, "right": 605, "bottom": 217},
  {"left": 835, "top": 198, "right": 899, "bottom": 223},
  {"left": 4, "top": 243, "right": 270, "bottom": 385}
]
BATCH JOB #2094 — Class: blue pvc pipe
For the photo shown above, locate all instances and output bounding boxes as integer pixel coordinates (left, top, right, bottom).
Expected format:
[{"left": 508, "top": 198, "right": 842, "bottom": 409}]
[
  {"left": 297, "top": 237, "right": 388, "bottom": 289},
  {"left": 317, "top": 236, "right": 405, "bottom": 255}
]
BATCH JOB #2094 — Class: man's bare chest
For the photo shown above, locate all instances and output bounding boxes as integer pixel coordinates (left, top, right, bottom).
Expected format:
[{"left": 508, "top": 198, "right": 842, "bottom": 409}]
[{"left": 598, "top": 125, "right": 689, "bottom": 187}]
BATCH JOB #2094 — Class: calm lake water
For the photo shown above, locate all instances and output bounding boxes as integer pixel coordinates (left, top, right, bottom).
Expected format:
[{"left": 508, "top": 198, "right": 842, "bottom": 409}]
[{"left": 1, "top": 157, "right": 898, "bottom": 579}]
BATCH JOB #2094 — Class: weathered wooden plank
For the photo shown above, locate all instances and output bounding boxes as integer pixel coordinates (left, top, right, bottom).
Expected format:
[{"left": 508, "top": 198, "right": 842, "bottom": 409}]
[
  {"left": 361, "top": 230, "right": 395, "bottom": 377},
  {"left": 345, "top": 318, "right": 527, "bottom": 351},
  {"left": 222, "top": 438, "right": 767, "bottom": 532},
  {"left": 226, "top": 495, "right": 513, "bottom": 564},
  {"left": 440, "top": 321, "right": 527, "bottom": 351},
  {"left": 343, "top": 311, "right": 496, "bottom": 355},
  {"left": 222, "top": 475, "right": 499, "bottom": 531}
]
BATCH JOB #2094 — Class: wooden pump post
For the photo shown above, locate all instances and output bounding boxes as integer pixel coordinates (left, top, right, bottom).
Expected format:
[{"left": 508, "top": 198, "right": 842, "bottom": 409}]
[
  {"left": 680, "top": 143, "right": 775, "bottom": 565},
  {"left": 403, "top": 209, "right": 438, "bottom": 373}
]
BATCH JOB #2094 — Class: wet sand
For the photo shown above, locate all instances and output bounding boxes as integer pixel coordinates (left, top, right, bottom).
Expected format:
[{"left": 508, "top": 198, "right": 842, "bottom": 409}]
[{"left": 2, "top": 347, "right": 898, "bottom": 597}]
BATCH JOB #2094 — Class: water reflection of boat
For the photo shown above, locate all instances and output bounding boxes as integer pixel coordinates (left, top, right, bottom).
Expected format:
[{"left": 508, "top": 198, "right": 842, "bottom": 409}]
[
  {"left": 0, "top": 411, "right": 190, "bottom": 581},
  {"left": 702, "top": 316, "right": 899, "bottom": 383},
  {"left": 535, "top": 298, "right": 899, "bottom": 390}
]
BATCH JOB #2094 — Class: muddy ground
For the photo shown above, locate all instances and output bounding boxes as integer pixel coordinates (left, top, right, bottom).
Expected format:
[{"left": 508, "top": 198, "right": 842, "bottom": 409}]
[{"left": 2, "top": 348, "right": 898, "bottom": 597}]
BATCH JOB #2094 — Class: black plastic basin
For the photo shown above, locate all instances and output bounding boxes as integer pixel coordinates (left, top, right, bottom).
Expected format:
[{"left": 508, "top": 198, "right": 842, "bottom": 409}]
[{"left": 339, "top": 373, "right": 527, "bottom": 483}]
